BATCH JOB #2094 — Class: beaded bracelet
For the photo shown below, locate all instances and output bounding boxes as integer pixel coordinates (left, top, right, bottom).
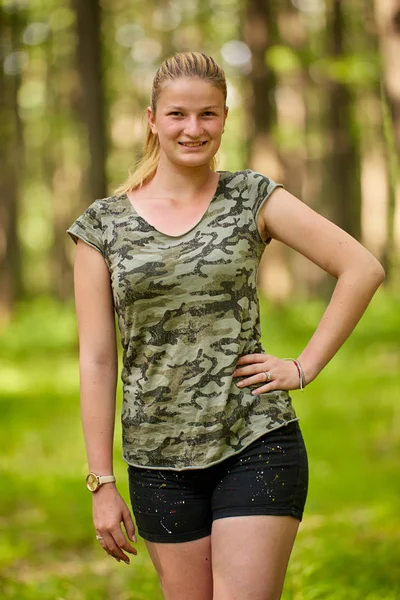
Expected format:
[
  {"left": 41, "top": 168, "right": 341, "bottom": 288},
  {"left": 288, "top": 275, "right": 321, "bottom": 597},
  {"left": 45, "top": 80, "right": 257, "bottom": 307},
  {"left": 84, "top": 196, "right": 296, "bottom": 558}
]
[{"left": 282, "top": 358, "right": 306, "bottom": 391}]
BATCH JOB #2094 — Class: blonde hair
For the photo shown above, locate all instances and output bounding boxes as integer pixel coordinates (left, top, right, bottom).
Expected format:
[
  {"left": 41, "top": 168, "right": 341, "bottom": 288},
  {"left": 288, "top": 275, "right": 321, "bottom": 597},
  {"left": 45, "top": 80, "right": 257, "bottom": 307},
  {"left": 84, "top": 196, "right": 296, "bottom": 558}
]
[{"left": 114, "top": 52, "right": 227, "bottom": 195}]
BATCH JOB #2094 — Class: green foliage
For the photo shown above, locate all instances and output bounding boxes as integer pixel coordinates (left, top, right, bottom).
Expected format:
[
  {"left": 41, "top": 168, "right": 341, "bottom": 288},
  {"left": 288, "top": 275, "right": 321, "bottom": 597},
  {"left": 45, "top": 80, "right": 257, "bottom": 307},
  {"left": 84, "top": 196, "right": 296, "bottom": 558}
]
[
  {"left": 1, "top": 292, "right": 399, "bottom": 598},
  {"left": 265, "top": 44, "right": 379, "bottom": 88},
  {"left": 265, "top": 45, "right": 302, "bottom": 74},
  {"left": 0, "top": 296, "right": 77, "bottom": 359},
  {"left": 312, "top": 54, "right": 379, "bottom": 87}
]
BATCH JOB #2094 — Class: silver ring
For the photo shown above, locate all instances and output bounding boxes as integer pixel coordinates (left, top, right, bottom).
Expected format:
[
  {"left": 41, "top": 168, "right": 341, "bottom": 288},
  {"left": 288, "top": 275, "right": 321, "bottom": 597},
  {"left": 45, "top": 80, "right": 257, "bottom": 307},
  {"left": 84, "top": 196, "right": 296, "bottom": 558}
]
[
  {"left": 96, "top": 535, "right": 104, "bottom": 540},
  {"left": 264, "top": 371, "right": 271, "bottom": 382}
]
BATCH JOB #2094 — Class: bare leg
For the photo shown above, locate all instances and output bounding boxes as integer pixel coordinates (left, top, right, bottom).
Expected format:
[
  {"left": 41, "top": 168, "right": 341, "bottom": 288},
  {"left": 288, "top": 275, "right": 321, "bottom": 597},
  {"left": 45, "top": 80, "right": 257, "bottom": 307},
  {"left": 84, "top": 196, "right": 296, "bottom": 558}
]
[
  {"left": 145, "top": 535, "right": 213, "bottom": 600},
  {"left": 211, "top": 515, "right": 300, "bottom": 600}
]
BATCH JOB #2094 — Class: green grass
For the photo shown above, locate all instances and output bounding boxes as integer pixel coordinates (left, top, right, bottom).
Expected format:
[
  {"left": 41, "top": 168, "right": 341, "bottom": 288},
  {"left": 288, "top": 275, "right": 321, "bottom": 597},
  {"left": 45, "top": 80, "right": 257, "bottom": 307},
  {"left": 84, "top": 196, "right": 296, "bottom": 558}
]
[{"left": 0, "top": 290, "right": 399, "bottom": 599}]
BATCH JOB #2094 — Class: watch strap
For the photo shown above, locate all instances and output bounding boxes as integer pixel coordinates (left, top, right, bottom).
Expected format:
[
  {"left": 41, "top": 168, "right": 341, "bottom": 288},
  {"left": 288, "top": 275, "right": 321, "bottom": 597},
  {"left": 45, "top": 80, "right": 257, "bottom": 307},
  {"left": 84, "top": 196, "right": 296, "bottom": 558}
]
[{"left": 98, "top": 475, "right": 116, "bottom": 485}]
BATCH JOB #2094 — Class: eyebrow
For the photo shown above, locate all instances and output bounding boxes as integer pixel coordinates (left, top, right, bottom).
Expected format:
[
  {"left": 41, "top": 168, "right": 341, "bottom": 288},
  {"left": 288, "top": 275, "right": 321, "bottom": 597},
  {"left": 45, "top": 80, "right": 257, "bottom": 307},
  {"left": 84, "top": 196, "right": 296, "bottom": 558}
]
[{"left": 165, "top": 105, "right": 220, "bottom": 110}]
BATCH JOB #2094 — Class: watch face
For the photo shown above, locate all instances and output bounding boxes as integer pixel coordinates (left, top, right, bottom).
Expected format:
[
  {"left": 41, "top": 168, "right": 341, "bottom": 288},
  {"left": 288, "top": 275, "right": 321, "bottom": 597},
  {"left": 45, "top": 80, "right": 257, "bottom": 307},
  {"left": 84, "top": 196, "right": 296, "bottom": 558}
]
[{"left": 86, "top": 473, "right": 99, "bottom": 492}]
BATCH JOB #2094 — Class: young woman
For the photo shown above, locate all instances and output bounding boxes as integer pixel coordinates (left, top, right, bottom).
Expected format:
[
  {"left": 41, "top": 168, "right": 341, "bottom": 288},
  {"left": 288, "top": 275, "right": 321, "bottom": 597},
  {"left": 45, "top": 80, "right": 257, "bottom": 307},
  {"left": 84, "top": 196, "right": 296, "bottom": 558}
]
[{"left": 67, "top": 52, "right": 385, "bottom": 600}]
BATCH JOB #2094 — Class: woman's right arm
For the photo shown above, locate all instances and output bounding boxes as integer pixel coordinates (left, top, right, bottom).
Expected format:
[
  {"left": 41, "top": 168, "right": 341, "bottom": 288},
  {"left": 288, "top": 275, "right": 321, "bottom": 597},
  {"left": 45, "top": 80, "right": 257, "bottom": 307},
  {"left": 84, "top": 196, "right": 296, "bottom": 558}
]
[{"left": 73, "top": 239, "right": 137, "bottom": 563}]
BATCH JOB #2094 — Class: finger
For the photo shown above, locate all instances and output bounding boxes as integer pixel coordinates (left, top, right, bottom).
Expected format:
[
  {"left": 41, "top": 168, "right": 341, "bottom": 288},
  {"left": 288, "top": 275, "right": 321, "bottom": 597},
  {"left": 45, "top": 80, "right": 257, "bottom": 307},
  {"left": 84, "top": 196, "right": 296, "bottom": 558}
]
[
  {"left": 112, "top": 528, "right": 138, "bottom": 556},
  {"left": 233, "top": 364, "right": 270, "bottom": 378},
  {"left": 103, "top": 532, "right": 132, "bottom": 563},
  {"left": 250, "top": 382, "right": 280, "bottom": 395},
  {"left": 235, "top": 354, "right": 269, "bottom": 366},
  {"left": 233, "top": 356, "right": 272, "bottom": 377},
  {"left": 236, "top": 371, "right": 271, "bottom": 388},
  {"left": 122, "top": 506, "right": 137, "bottom": 543},
  {"left": 97, "top": 536, "right": 115, "bottom": 559}
]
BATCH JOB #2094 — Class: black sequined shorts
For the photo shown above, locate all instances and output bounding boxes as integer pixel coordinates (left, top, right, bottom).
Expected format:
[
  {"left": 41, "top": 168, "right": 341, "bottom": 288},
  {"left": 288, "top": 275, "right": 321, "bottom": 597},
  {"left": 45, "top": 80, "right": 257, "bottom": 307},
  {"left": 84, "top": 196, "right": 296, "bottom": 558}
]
[{"left": 127, "top": 420, "right": 309, "bottom": 543}]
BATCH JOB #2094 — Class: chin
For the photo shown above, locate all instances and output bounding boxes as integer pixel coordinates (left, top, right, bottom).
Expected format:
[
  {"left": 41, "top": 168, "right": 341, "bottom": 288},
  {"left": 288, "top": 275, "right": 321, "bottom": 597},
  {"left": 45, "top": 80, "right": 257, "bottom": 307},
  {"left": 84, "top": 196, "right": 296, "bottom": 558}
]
[
  {"left": 173, "top": 155, "right": 214, "bottom": 168},
  {"left": 179, "top": 148, "right": 217, "bottom": 163}
]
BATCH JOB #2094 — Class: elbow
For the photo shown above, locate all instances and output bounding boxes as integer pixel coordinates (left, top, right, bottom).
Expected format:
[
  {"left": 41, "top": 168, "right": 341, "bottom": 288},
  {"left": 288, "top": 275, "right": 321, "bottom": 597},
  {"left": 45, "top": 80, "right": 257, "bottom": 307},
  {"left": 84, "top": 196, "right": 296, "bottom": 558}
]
[
  {"left": 377, "top": 264, "right": 386, "bottom": 285},
  {"left": 79, "top": 350, "right": 118, "bottom": 368},
  {"left": 342, "top": 255, "right": 385, "bottom": 290},
  {"left": 372, "top": 258, "right": 385, "bottom": 284},
  {"left": 367, "top": 257, "right": 385, "bottom": 289}
]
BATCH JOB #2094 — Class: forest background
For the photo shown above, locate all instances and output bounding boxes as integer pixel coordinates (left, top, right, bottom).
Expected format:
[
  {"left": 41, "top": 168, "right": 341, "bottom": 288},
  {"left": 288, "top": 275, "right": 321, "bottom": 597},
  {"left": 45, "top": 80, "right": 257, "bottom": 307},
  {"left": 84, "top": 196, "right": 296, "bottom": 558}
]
[{"left": 0, "top": 0, "right": 399, "bottom": 599}]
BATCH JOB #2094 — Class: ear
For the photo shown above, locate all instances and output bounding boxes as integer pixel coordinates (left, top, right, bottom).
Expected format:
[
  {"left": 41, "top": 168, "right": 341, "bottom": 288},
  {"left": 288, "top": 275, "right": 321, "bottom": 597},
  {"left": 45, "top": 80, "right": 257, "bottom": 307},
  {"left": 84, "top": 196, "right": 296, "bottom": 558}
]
[{"left": 147, "top": 106, "right": 157, "bottom": 135}]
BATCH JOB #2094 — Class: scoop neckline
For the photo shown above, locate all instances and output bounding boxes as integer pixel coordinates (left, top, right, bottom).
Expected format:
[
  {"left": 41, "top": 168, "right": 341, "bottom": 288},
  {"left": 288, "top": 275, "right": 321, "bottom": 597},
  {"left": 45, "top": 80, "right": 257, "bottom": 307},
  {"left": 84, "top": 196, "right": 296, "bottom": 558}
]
[{"left": 120, "top": 170, "right": 226, "bottom": 239}]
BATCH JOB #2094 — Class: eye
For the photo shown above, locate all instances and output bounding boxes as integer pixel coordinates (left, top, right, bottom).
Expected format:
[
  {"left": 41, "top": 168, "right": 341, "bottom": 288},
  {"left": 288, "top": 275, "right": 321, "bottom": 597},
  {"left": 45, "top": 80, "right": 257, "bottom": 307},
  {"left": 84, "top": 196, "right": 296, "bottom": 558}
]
[
  {"left": 203, "top": 111, "right": 216, "bottom": 116},
  {"left": 168, "top": 111, "right": 183, "bottom": 116}
]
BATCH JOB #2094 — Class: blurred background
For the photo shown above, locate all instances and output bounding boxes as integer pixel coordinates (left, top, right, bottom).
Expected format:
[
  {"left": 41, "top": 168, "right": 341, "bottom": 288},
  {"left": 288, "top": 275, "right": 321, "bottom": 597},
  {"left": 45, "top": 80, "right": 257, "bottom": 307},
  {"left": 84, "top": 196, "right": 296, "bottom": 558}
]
[{"left": 0, "top": 0, "right": 399, "bottom": 598}]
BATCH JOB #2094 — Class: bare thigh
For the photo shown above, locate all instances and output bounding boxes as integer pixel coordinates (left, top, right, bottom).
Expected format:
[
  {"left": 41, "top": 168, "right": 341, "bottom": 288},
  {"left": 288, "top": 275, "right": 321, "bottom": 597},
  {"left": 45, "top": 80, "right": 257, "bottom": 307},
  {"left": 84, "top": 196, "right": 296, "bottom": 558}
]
[
  {"left": 211, "top": 515, "right": 300, "bottom": 600},
  {"left": 145, "top": 535, "right": 213, "bottom": 600}
]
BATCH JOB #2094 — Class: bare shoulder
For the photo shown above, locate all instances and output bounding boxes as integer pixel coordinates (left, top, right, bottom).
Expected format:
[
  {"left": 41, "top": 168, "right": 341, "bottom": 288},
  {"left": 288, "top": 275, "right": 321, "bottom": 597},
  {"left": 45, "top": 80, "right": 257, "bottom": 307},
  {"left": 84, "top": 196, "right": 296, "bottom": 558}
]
[{"left": 259, "top": 187, "right": 384, "bottom": 278}]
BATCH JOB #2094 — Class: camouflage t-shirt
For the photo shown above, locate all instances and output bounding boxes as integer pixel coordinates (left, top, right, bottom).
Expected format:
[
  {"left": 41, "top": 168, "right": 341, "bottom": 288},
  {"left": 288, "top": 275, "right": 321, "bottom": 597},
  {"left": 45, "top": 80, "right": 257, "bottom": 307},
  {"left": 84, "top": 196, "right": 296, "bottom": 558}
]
[{"left": 66, "top": 169, "right": 298, "bottom": 470}]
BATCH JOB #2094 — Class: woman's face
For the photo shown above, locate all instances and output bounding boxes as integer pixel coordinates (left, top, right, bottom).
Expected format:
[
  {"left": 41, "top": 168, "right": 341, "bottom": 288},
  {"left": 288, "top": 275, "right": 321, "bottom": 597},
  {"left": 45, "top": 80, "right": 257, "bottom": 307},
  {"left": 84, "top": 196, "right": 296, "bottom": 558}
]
[{"left": 148, "top": 77, "right": 228, "bottom": 169}]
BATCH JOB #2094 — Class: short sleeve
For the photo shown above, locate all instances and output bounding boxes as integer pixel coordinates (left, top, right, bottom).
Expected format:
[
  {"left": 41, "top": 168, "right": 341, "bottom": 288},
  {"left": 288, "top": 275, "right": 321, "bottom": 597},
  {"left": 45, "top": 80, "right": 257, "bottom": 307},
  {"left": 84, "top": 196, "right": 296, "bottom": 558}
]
[
  {"left": 66, "top": 200, "right": 104, "bottom": 256},
  {"left": 247, "top": 170, "right": 284, "bottom": 245}
]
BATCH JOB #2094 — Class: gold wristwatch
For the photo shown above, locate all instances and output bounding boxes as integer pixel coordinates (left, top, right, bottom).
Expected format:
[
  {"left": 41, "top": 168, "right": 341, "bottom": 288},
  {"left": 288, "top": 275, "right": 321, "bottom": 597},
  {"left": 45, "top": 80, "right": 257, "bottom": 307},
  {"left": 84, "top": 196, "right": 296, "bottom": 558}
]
[{"left": 86, "top": 472, "right": 116, "bottom": 492}]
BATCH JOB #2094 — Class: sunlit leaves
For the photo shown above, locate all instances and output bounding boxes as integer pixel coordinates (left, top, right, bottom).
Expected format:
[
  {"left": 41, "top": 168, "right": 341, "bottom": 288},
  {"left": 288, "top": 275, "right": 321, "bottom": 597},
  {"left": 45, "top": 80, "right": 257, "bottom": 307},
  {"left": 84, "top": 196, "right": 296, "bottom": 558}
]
[
  {"left": 18, "top": 80, "right": 46, "bottom": 111},
  {"left": 312, "top": 54, "right": 379, "bottom": 86},
  {"left": 48, "top": 7, "right": 75, "bottom": 32},
  {"left": 266, "top": 45, "right": 302, "bottom": 74},
  {"left": 265, "top": 45, "right": 379, "bottom": 87}
]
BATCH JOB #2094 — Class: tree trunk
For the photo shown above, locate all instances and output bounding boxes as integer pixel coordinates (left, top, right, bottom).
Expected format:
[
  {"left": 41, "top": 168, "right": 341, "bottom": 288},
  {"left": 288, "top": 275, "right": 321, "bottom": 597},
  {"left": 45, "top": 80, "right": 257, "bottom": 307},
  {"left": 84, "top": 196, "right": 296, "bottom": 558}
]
[
  {"left": 325, "top": 0, "right": 362, "bottom": 240},
  {"left": 71, "top": 0, "right": 107, "bottom": 200},
  {"left": 0, "top": 5, "right": 25, "bottom": 323},
  {"left": 374, "top": 0, "right": 400, "bottom": 153},
  {"left": 243, "top": 0, "right": 283, "bottom": 179},
  {"left": 274, "top": 2, "right": 325, "bottom": 299},
  {"left": 243, "top": 0, "right": 291, "bottom": 302},
  {"left": 374, "top": 0, "right": 400, "bottom": 284},
  {"left": 43, "top": 35, "right": 79, "bottom": 301}
]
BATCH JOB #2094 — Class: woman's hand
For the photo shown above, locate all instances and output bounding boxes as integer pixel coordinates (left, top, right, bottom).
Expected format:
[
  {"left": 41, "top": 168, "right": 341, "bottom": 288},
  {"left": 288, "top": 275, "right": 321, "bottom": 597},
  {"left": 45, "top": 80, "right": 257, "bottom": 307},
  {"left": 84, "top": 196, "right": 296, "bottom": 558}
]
[
  {"left": 92, "top": 484, "right": 138, "bottom": 564},
  {"left": 232, "top": 353, "right": 303, "bottom": 394}
]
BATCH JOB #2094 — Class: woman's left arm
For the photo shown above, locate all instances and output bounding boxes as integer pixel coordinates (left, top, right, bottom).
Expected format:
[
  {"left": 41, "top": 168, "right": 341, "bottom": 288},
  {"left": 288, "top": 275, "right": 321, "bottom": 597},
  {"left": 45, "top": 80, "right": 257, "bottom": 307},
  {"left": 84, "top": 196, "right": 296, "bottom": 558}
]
[{"left": 233, "top": 188, "right": 385, "bottom": 391}]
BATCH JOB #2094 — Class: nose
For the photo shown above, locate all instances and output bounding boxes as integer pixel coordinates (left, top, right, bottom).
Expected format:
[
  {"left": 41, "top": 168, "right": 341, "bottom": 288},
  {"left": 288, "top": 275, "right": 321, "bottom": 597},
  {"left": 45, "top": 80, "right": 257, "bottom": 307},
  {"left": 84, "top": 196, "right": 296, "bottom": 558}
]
[{"left": 183, "top": 116, "right": 204, "bottom": 138}]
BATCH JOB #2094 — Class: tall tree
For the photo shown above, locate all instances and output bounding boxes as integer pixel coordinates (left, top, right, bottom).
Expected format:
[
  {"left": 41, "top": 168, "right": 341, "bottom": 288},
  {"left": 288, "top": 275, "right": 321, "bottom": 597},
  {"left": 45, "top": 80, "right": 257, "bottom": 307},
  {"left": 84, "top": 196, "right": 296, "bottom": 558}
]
[
  {"left": 374, "top": 0, "right": 400, "bottom": 153},
  {"left": 274, "top": 1, "right": 307, "bottom": 199},
  {"left": 242, "top": 0, "right": 292, "bottom": 302},
  {"left": 0, "top": 4, "right": 25, "bottom": 322},
  {"left": 71, "top": 0, "right": 107, "bottom": 200},
  {"left": 274, "top": 0, "right": 325, "bottom": 297},
  {"left": 44, "top": 28, "right": 80, "bottom": 301},
  {"left": 374, "top": 0, "right": 400, "bottom": 281},
  {"left": 325, "top": 0, "right": 362, "bottom": 240},
  {"left": 243, "top": 0, "right": 282, "bottom": 178}
]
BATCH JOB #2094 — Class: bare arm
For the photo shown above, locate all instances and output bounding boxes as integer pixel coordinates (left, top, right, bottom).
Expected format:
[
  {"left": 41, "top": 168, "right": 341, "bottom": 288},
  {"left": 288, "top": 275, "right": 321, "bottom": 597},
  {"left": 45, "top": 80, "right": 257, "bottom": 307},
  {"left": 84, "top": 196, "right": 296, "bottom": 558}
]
[
  {"left": 73, "top": 239, "right": 137, "bottom": 563},
  {"left": 233, "top": 188, "right": 385, "bottom": 392},
  {"left": 74, "top": 239, "right": 118, "bottom": 474}
]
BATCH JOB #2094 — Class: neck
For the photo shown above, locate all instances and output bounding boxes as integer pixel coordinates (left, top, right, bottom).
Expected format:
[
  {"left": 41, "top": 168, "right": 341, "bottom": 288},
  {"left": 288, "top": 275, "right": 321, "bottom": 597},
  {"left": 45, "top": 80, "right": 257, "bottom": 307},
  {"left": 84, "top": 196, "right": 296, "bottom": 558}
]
[{"left": 149, "top": 157, "right": 217, "bottom": 200}]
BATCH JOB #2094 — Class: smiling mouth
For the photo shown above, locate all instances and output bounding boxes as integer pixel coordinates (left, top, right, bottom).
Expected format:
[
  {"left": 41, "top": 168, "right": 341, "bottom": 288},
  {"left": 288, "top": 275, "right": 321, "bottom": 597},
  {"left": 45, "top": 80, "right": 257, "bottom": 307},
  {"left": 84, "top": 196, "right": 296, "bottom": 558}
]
[{"left": 178, "top": 141, "right": 207, "bottom": 147}]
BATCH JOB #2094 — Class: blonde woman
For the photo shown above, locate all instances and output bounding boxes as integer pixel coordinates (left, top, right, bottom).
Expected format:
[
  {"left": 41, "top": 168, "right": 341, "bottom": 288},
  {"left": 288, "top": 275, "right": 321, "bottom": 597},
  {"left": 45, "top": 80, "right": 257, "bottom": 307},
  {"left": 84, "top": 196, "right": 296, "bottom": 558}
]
[{"left": 67, "top": 52, "right": 384, "bottom": 600}]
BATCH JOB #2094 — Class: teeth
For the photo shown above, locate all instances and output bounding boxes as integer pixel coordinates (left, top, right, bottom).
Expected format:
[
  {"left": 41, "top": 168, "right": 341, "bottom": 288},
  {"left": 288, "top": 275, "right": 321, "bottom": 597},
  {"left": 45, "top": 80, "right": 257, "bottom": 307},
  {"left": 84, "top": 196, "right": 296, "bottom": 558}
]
[{"left": 181, "top": 142, "right": 205, "bottom": 146}]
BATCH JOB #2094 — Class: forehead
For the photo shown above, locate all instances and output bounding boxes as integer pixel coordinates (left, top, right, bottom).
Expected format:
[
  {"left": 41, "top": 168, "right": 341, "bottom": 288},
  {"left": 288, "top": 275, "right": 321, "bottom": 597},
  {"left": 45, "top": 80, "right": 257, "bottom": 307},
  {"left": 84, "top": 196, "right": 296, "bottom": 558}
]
[{"left": 158, "top": 77, "right": 225, "bottom": 108}]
